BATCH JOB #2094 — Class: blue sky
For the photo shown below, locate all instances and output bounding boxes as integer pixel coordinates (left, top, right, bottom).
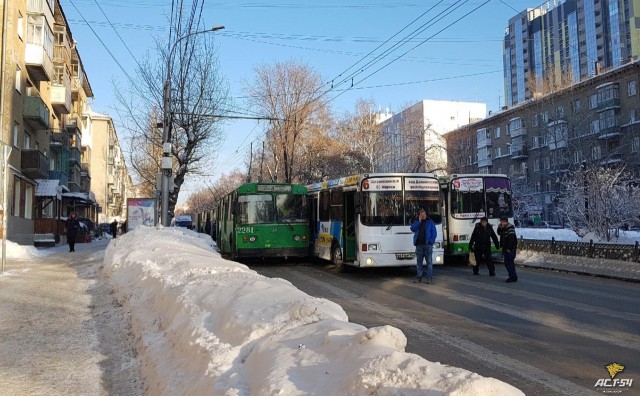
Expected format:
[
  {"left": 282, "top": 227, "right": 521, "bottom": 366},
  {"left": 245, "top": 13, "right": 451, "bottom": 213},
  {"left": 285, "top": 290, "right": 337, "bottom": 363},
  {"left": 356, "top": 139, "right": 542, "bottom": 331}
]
[{"left": 60, "top": 0, "right": 532, "bottom": 201}]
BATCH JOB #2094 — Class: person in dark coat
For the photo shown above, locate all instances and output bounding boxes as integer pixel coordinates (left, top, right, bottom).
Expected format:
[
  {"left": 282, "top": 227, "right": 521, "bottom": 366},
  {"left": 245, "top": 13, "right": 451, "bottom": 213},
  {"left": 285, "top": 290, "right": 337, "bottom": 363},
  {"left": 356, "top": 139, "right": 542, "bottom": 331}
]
[
  {"left": 204, "top": 217, "right": 212, "bottom": 237},
  {"left": 469, "top": 217, "right": 500, "bottom": 276},
  {"left": 67, "top": 212, "right": 80, "bottom": 252},
  {"left": 110, "top": 220, "right": 118, "bottom": 238},
  {"left": 120, "top": 221, "right": 127, "bottom": 234},
  {"left": 498, "top": 215, "right": 519, "bottom": 282}
]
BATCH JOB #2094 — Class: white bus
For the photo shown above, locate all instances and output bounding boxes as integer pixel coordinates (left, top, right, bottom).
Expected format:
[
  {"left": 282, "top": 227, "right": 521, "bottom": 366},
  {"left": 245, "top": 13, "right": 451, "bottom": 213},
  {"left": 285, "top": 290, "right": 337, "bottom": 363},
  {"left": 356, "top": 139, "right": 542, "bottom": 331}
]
[
  {"left": 307, "top": 173, "right": 444, "bottom": 271},
  {"left": 439, "top": 174, "right": 513, "bottom": 259}
]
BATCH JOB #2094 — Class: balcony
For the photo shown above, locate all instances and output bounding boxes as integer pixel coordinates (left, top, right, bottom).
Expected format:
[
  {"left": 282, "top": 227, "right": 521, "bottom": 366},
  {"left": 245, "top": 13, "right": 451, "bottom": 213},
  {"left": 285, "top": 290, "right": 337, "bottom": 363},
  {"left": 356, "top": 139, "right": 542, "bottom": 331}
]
[
  {"left": 598, "top": 115, "right": 622, "bottom": 139},
  {"left": 600, "top": 152, "right": 623, "bottom": 165},
  {"left": 27, "top": 0, "right": 55, "bottom": 24},
  {"left": 510, "top": 126, "right": 527, "bottom": 138},
  {"left": 21, "top": 149, "right": 49, "bottom": 179},
  {"left": 81, "top": 162, "right": 90, "bottom": 177},
  {"left": 51, "top": 67, "right": 71, "bottom": 114},
  {"left": 50, "top": 129, "right": 70, "bottom": 147},
  {"left": 511, "top": 146, "right": 529, "bottom": 160},
  {"left": 68, "top": 168, "right": 81, "bottom": 192},
  {"left": 53, "top": 42, "right": 71, "bottom": 66},
  {"left": 478, "top": 157, "right": 493, "bottom": 168},
  {"left": 476, "top": 128, "right": 491, "bottom": 148},
  {"left": 69, "top": 147, "right": 81, "bottom": 166},
  {"left": 596, "top": 97, "right": 620, "bottom": 111},
  {"left": 49, "top": 170, "right": 68, "bottom": 187},
  {"left": 65, "top": 114, "right": 82, "bottom": 134},
  {"left": 549, "top": 164, "right": 570, "bottom": 175},
  {"left": 25, "top": 44, "right": 53, "bottom": 82},
  {"left": 23, "top": 95, "right": 50, "bottom": 129}
]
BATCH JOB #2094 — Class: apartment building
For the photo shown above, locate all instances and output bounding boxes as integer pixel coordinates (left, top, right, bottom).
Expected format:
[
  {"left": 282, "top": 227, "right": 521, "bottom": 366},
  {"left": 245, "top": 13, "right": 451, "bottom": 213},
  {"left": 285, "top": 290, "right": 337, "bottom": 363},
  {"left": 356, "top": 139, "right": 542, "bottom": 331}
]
[
  {"left": 83, "top": 109, "right": 130, "bottom": 224},
  {"left": 446, "top": 60, "right": 640, "bottom": 222},
  {"left": 0, "top": 0, "right": 132, "bottom": 244},
  {"left": 377, "top": 100, "right": 486, "bottom": 174},
  {"left": 505, "top": 0, "right": 640, "bottom": 106}
]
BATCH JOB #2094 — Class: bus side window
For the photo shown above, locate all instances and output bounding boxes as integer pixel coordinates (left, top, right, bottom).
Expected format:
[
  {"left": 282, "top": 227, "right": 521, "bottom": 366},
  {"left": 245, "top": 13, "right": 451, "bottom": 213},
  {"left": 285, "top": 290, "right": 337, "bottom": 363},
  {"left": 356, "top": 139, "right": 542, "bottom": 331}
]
[
  {"left": 330, "top": 190, "right": 343, "bottom": 221},
  {"left": 319, "top": 191, "right": 330, "bottom": 221}
]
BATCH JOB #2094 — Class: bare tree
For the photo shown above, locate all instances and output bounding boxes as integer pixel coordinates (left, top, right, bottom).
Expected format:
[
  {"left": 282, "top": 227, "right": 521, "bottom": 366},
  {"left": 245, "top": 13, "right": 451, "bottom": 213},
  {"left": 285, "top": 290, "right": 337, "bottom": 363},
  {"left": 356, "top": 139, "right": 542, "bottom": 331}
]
[
  {"left": 336, "top": 99, "right": 387, "bottom": 173},
  {"left": 115, "top": 0, "right": 229, "bottom": 217},
  {"left": 245, "top": 61, "right": 327, "bottom": 183}
]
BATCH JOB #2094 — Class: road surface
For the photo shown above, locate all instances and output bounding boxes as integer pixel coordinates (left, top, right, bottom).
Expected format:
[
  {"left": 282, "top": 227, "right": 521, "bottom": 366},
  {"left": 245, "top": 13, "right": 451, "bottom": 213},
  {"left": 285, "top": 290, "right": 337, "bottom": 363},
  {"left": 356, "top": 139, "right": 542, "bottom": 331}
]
[{"left": 253, "top": 261, "right": 640, "bottom": 396}]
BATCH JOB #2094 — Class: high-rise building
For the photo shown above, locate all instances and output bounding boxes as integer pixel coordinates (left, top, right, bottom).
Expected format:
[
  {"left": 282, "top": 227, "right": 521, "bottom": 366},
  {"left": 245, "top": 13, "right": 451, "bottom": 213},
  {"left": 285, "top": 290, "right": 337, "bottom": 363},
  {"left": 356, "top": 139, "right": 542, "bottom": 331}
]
[{"left": 504, "top": 0, "right": 640, "bottom": 106}]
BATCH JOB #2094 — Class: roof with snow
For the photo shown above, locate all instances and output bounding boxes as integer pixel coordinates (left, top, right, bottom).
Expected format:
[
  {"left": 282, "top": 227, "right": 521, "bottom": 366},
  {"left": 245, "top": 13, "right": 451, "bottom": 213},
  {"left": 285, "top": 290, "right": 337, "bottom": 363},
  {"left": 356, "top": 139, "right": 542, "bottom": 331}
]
[{"left": 35, "top": 180, "right": 68, "bottom": 197}]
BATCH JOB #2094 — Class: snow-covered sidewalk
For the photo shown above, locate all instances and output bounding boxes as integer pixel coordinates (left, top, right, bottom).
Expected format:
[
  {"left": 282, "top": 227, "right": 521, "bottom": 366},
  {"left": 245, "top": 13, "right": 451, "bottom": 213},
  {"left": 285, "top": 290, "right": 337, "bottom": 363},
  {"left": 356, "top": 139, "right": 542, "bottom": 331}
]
[
  {"left": 517, "top": 250, "right": 640, "bottom": 281},
  {"left": 104, "top": 226, "right": 523, "bottom": 395},
  {"left": 0, "top": 240, "right": 143, "bottom": 395}
]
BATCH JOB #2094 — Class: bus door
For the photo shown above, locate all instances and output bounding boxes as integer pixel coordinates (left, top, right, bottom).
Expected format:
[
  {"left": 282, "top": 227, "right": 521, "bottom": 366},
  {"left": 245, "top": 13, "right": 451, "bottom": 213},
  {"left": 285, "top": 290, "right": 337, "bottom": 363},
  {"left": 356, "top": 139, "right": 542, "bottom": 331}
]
[
  {"left": 343, "top": 190, "right": 357, "bottom": 261},
  {"left": 309, "top": 194, "right": 319, "bottom": 247}
]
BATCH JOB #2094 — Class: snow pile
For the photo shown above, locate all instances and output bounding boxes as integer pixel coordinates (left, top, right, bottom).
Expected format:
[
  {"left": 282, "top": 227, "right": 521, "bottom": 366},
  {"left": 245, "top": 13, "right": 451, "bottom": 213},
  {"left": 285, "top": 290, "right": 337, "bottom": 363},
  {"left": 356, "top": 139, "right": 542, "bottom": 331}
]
[
  {"left": 516, "top": 228, "right": 581, "bottom": 242},
  {"left": 1, "top": 240, "right": 48, "bottom": 259},
  {"left": 580, "top": 231, "right": 640, "bottom": 245},
  {"left": 104, "top": 227, "right": 523, "bottom": 396}
]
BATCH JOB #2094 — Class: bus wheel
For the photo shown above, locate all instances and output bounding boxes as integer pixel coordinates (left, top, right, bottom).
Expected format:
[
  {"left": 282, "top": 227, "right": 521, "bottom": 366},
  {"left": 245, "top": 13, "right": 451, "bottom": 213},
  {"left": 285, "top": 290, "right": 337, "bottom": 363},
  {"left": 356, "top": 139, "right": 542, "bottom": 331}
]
[{"left": 331, "top": 246, "right": 347, "bottom": 273}]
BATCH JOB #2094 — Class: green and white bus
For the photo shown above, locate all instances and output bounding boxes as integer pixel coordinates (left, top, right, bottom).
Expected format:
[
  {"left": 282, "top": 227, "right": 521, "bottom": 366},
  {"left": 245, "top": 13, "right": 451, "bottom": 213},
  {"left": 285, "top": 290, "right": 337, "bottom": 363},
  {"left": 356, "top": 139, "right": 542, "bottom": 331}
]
[
  {"left": 215, "top": 183, "right": 309, "bottom": 259},
  {"left": 439, "top": 174, "right": 513, "bottom": 259}
]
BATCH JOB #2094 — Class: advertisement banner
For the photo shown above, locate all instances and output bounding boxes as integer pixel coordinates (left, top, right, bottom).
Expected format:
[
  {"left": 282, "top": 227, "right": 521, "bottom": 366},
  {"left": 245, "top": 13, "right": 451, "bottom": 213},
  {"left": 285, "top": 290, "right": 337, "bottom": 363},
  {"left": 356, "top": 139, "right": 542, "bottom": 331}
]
[
  {"left": 361, "top": 177, "right": 402, "bottom": 192},
  {"left": 452, "top": 177, "right": 483, "bottom": 192},
  {"left": 127, "top": 198, "right": 158, "bottom": 231},
  {"left": 404, "top": 177, "right": 440, "bottom": 191}
]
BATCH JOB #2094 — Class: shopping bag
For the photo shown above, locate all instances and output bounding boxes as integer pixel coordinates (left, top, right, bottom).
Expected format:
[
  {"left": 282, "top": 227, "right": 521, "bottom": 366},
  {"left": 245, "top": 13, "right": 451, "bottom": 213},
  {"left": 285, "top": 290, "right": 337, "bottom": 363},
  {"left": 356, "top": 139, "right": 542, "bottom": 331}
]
[{"left": 468, "top": 253, "right": 477, "bottom": 267}]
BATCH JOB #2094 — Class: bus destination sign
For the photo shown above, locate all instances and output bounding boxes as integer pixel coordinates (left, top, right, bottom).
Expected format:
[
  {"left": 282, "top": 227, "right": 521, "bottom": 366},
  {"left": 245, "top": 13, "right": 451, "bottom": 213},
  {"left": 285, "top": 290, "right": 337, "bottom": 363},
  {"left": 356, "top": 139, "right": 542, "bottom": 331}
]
[
  {"left": 405, "top": 177, "right": 439, "bottom": 191},
  {"left": 362, "top": 177, "right": 402, "bottom": 191},
  {"left": 452, "top": 177, "right": 483, "bottom": 192},
  {"left": 257, "top": 184, "right": 292, "bottom": 192}
]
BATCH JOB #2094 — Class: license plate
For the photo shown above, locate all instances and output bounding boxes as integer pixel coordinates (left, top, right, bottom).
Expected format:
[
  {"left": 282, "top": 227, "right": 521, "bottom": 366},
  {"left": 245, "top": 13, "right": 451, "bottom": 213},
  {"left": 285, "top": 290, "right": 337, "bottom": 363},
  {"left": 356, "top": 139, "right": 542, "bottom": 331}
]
[{"left": 396, "top": 253, "right": 415, "bottom": 260}]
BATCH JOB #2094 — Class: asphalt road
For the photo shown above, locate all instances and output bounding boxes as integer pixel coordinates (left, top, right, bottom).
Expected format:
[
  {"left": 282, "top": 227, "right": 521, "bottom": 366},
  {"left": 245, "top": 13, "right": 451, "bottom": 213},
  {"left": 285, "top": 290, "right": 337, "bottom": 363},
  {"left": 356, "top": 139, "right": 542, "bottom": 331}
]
[{"left": 251, "top": 260, "right": 640, "bottom": 396}]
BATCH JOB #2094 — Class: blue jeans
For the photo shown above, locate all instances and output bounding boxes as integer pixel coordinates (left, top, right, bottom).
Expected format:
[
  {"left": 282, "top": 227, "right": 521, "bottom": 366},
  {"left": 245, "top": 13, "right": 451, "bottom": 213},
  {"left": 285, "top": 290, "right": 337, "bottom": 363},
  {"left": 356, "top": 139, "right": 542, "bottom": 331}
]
[
  {"left": 416, "top": 244, "right": 433, "bottom": 279},
  {"left": 504, "top": 250, "right": 517, "bottom": 280}
]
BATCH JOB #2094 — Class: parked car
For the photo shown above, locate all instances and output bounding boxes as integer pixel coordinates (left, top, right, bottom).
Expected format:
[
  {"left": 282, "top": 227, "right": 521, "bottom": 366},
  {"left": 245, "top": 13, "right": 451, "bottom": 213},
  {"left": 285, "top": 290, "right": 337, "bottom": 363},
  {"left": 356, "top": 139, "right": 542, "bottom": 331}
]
[
  {"left": 535, "top": 221, "right": 563, "bottom": 229},
  {"left": 172, "top": 215, "right": 194, "bottom": 230}
]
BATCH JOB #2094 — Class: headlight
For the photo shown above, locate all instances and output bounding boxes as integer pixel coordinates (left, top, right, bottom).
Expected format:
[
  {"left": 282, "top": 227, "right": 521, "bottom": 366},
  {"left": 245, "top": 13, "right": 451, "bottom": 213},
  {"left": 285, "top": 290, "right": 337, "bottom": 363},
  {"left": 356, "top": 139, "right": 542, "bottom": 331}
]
[
  {"left": 435, "top": 255, "right": 442, "bottom": 263},
  {"left": 368, "top": 244, "right": 379, "bottom": 251},
  {"left": 366, "top": 258, "right": 374, "bottom": 265},
  {"left": 249, "top": 236, "right": 257, "bottom": 243},
  {"left": 433, "top": 242, "right": 441, "bottom": 249},
  {"left": 294, "top": 235, "right": 300, "bottom": 241},
  {"left": 459, "top": 235, "right": 468, "bottom": 241}
]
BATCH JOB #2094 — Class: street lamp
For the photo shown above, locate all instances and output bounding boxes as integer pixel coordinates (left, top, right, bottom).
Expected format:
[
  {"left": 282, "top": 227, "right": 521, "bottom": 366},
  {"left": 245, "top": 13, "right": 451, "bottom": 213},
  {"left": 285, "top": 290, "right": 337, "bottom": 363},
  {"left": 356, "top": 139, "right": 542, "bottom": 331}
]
[{"left": 161, "top": 25, "right": 224, "bottom": 227}]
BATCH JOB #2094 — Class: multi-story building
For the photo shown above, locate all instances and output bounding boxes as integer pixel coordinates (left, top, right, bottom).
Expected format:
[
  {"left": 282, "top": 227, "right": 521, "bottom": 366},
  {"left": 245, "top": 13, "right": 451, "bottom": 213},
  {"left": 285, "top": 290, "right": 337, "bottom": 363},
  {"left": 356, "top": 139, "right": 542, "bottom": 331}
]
[
  {"left": 504, "top": 0, "right": 640, "bottom": 106},
  {"left": 0, "top": 0, "right": 130, "bottom": 245},
  {"left": 446, "top": 60, "right": 640, "bottom": 222},
  {"left": 83, "top": 109, "right": 130, "bottom": 224},
  {"left": 377, "top": 100, "right": 486, "bottom": 173}
]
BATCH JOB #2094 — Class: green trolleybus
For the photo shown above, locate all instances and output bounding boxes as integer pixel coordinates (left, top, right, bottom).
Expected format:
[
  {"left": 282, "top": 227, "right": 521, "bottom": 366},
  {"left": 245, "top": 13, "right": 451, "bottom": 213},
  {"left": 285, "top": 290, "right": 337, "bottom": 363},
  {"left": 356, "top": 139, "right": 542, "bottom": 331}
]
[
  {"left": 439, "top": 174, "right": 513, "bottom": 260},
  {"left": 215, "top": 183, "right": 309, "bottom": 259}
]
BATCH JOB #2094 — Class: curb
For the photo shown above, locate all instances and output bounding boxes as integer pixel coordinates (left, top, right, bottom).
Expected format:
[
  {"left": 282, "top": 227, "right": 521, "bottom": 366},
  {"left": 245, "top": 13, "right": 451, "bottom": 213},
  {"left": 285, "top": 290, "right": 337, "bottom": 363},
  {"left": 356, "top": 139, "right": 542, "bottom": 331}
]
[{"left": 515, "top": 262, "right": 640, "bottom": 283}]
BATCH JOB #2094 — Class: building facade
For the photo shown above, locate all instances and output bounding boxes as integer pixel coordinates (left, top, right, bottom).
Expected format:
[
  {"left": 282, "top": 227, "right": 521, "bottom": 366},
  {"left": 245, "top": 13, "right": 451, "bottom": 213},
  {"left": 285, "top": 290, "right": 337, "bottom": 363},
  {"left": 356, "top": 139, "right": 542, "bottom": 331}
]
[
  {"left": 447, "top": 60, "right": 640, "bottom": 222},
  {"left": 504, "top": 0, "right": 640, "bottom": 106},
  {"left": 0, "top": 0, "right": 130, "bottom": 244},
  {"left": 83, "top": 109, "right": 130, "bottom": 224},
  {"left": 377, "top": 100, "right": 486, "bottom": 174}
]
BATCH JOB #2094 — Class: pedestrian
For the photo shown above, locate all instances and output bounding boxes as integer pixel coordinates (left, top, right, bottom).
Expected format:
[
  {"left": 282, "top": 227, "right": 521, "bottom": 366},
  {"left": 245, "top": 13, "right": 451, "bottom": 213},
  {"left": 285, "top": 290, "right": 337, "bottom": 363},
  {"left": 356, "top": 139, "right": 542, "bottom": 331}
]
[
  {"left": 498, "top": 215, "right": 519, "bottom": 283},
  {"left": 410, "top": 208, "right": 437, "bottom": 284},
  {"left": 468, "top": 217, "right": 500, "bottom": 276},
  {"left": 120, "top": 221, "right": 127, "bottom": 235},
  {"left": 66, "top": 212, "right": 80, "bottom": 252},
  {"left": 110, "top": 220, "right": 118, "bottom": 239}
]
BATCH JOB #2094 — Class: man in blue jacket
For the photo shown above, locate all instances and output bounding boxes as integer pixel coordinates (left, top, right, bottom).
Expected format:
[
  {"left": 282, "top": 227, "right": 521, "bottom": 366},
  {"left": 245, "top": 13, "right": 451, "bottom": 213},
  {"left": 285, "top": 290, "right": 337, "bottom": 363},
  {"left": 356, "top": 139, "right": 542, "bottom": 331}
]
[{"left": 410, "top": 208, "right": 437, "bottom": 284}]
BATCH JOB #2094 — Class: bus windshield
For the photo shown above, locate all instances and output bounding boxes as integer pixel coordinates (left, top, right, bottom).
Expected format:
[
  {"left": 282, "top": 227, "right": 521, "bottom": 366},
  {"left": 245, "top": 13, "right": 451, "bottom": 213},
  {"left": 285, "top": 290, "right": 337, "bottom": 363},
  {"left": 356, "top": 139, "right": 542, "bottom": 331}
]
[
  {"left": 451, "top": 190, "right": 485, "bottom": 219},
  {"left": 485, "top": 177, "right": 513, "bottom": 219},
  {"left": 405, "top": 191, "right": 442, "bottom": 224},
  {"left": 237, "top": 194, "right": 275, "bottom": 224},
  {"left": 276, "top": 194, "right": 307, "bottom": 223},
  {"left": 361, "top": 191, "right": 404, "bottom": 226}
]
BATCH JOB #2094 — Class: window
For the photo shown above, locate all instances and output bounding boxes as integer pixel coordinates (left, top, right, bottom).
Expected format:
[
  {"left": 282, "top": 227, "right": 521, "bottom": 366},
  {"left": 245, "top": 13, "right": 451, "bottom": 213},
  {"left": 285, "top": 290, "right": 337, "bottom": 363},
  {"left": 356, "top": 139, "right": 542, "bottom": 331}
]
[
  {"left": 632, "top": 137, "right": 640, "bottom": 153},
  {"left": 535, "top": 182, "right": 540, "bottom": 193},
  {"left": 237, "top": 194, "right": 275, "bottom": 224},
  {"left": 589, "top": 94, "right": 598, "bottom": 109},
  {"left": 506, "top": 124, "right": 510, "bottom": 136},
  {"left": 630, "top": 109, "right": 638, "bottom": 124},
  {"left": 556, "top": 106, "right": 565, "bottom": 118},
  {"left": 467, "top": 155, "right": 472, "bottom": 165},
  {"left": 319, "top": 190, "right": 330, "bottom": 221},
  {"left": 533, "top": 159, "right": 540, "bottom": 171},
  {"left": 25, "top": 184, "right": 33, "bottom": 220},
  {"left": 544, "top": 157, "right": 550, "bottom": 170},
  {"left": 590, "top": 119, "right": 600, "bottom": 134},
  {"left": 628, "top": 80, "right": 637, "bottom": 96},
  {"left": 573, "top": 151, "right": 582, "bottom": 164},
  {"left": 13, "top": 178, "right": 21, "bottom": 215},
  {"left": 533, "top": 136, "right": 540, "bottom": 148},
  {"left": 592, "top": 145, "right": 601, "bottom": 160},
  {"left": 15, "top": 65, "right": 21, "bottom": 93},
  {"left": 572, "top": 99, "right": 581, "bottom": 114},
  {"left": 24, "top": 133, "right": 31, "bottom": 150},
  {"left": 531, "top": 114, "right": 539, "bottom": 127},
  {"left": 13, "top": 123, "right": 19, "bottom": 147},
  {"left": 276, "top": 194, "right": 307, "bottom": 223},
  {"left": 495, "top": 147, "right": 502, "bottom": 157},
  {"left": 542, "top": 111, "right": 549, "bottom": 123},
  {"left": 17, "top": 12, "right": 23, "bottom": 40},
  {"left": 494, "top": 127, "right": 501, "bottom": 139},
  {"left": 330, "top": 189, "right": 343, "bottom": 221}
]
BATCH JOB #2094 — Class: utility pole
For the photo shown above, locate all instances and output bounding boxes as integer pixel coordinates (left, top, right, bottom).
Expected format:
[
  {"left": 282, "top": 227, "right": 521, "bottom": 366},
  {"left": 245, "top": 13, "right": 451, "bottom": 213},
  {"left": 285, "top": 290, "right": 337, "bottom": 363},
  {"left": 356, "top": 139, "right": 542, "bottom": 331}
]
[
  {"left": 1, "top": 0, "right": 11, "bottom": 274},
  {"left": 160, "top": 25, "right": 224, "bottom": 226},
  {"left": 246, "top": 141, "right": 253, "bottom": 183}
]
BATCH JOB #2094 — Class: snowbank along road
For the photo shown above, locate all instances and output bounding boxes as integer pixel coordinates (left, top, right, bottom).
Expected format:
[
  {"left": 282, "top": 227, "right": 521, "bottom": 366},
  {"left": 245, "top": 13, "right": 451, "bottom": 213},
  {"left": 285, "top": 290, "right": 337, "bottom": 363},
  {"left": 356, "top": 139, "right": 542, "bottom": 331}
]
[{"left": 103, "top": 226, "right": 524, "bottom": 395}]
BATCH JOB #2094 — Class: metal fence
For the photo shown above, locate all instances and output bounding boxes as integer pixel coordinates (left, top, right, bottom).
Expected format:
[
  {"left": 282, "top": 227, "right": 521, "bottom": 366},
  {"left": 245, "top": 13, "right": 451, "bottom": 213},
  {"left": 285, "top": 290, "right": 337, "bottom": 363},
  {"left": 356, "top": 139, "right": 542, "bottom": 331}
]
[{"left": 519, "top": 237, "right": 640, "bottom": 262}]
